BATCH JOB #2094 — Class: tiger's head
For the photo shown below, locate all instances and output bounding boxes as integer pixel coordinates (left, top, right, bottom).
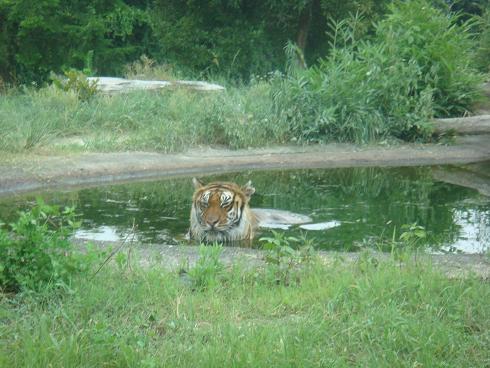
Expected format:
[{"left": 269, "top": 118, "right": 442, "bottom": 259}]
[{"left": 189, "top": 178, "right": 257, "bottom": 242}]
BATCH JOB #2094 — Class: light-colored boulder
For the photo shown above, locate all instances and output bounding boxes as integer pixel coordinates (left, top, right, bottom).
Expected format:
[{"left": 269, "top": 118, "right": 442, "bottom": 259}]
[{"left": 87, "top": 77, "right": 225, "bottom": 94}]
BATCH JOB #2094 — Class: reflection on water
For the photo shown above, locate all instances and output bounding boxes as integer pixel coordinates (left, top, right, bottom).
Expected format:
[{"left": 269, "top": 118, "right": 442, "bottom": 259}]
[
  {"left": 0, "top": 165, "right": 489, "bottom": 253},
  {"left": 75, "top": 226, "right": 139, "bottom": 242},
  {"left": 443, "top": 208, "right": 489, "bottom": 254}
]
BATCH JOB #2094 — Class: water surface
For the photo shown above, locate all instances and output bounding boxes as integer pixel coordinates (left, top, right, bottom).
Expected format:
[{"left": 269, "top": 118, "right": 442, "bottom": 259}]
[{"left": 1, "top": 166, "right": 489, "bottom": 253}]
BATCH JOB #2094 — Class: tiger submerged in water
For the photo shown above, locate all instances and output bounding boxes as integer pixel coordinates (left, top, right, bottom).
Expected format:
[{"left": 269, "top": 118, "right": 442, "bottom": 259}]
[{"left": 189, "top": 178, "right": 257, "bottom": 242}]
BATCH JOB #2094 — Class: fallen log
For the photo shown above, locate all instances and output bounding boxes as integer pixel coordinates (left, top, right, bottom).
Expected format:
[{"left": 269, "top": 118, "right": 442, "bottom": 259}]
[{"left": 433, "top": 115, "right": 490, "bottom": 135}]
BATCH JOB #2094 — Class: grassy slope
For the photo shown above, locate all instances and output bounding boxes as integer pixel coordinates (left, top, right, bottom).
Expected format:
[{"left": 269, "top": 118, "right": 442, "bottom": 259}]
[{"left": 1, "top": 257, "right": 488, "bottom": 367}]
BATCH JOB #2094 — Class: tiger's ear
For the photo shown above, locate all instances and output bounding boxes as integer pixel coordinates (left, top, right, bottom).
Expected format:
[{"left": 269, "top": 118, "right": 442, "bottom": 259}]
[
  {"left": 192, "top": 177, "right": 204, "bottom": 189},
  {"left": 242, "top": 180, "right": 255, "bottom": 200}
]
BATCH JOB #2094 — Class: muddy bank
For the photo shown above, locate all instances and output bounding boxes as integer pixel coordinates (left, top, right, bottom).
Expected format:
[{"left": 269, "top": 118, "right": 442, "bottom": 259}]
[{"left": 1, "top": 134, "right": 489, "bottom": 197}]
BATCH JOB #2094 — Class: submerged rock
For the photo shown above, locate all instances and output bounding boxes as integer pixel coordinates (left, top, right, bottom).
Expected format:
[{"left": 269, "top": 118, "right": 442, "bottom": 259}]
[
  {"left": 299, "top": 221, "right": 341, "bottom": 231},
  {"left": 253, "top": 208, "right": 312, "bottom": 230}
]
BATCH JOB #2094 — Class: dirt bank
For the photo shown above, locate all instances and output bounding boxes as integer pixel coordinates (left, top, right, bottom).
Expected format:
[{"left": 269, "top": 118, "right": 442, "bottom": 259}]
[
  {"left": 78, "top": 239, "right": 490, "bottom": 279},
  {"left": 1, "top": 134, "right": 489, "bottom": 197}
]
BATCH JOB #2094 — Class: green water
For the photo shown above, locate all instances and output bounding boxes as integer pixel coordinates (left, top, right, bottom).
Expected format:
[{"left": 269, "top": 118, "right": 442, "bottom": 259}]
[{"left": 1, "top": 166, "right": 489, "bottom": 253}]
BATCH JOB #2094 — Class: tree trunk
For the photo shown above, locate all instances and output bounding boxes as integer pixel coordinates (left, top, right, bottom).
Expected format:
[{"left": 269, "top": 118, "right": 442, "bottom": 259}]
[{"left": 296, "top": 0, "right": 316, "bottom": 68}]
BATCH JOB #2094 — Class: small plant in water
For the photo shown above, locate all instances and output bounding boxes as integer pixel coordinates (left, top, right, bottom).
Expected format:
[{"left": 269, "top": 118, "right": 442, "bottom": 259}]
[
  {"left": 391, "top": 223, "right": 427, "bottom": 265},
  {"left": 399, "top": 223, "right": 427, "bottom": 246},
  {"left": 0, "top": 199, "right": 90, "bottom": 293}
]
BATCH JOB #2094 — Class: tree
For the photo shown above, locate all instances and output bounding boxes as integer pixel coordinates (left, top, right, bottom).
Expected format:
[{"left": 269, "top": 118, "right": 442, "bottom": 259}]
[{"left": 0, "top": 0, "right": 152, "bottom": 83}]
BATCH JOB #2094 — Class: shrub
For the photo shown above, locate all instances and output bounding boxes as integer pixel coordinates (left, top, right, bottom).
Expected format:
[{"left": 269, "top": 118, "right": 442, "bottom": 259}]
[
  {"left": 273, "top": 39, "right": 434, "bottom": 143},
  {"left": 272, "top": 0, "right": 482, "bottom": 143},
  {"left": 0, "top": 200, "right": 88, "bottom": 293},
  {"left": 376, "top": 0, "right": 482, "bottom": 116}
]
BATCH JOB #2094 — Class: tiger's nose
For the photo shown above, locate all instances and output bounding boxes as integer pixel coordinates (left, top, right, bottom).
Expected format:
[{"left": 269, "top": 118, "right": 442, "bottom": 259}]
[{"left": 207, "top": 216, "right": 219, "bottom": 228}]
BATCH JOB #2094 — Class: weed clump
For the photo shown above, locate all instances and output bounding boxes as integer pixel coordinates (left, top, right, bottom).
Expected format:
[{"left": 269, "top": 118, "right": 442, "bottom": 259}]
[
  {"left": 186, "top": 244, "right": 225, "bottom": 290},
  {"left": 51, "top": 69, "right": 98, "bottom": 102},
  {"left": 260, "top": 231, "right": 316, "bottom": 285}
]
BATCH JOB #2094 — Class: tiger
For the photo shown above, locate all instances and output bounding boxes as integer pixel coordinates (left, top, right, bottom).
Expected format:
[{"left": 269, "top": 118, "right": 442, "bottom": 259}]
[{"left": 189, "top": 178, "right": 257, "bottom": 242}]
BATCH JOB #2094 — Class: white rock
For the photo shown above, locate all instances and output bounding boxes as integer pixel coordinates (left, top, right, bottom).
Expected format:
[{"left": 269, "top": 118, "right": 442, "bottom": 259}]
[{"left": 87, "top": 77, "right": 225, "bottom": 94}]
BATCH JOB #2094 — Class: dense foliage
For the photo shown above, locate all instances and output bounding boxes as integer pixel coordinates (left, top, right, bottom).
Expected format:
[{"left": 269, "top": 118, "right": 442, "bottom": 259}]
[
  {"left": 272, "top": 1, "right": 484, "bottom": 143},
  {"left": 1, "top": 0, "right": 487, "bottom": 85},
  {"left": 0, "top": 0, "right": 404, "bottom": 83},
  {"left": 0, "top": 200, "right": 91, "bottom": 292}
]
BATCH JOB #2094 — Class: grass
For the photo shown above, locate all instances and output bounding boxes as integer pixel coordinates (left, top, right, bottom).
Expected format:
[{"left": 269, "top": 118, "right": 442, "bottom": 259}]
[
  {"left": 1, "top": 254, "right": 489, "bottom": 367},
  {"left": 0, "top": 81, "right": 289, "bottom": 154}
]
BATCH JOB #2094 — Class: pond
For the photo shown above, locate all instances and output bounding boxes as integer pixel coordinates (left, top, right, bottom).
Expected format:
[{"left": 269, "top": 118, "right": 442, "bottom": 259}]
[{"left": 0, "top": 165, "right": 489, "bottom": 254}]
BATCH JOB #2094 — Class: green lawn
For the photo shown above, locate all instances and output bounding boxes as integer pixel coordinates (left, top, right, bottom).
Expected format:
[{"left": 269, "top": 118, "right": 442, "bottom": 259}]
[{"left": 1, "top": 255, "right": 488, "bottom": 367}]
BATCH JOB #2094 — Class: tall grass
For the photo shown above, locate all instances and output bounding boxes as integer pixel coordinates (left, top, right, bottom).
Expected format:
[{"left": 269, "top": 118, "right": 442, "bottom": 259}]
[
  {"left": 0, "top": 82, "right": 288, "bottom": 153},
  {"left": 1, "top": 256, "right": 488, "bottom": 367},
  {"left": 474, "top": 7, "right": 490, "bottom": 74}
]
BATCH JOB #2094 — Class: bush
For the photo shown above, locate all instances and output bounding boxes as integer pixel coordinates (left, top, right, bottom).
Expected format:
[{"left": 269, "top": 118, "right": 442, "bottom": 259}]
[
  {"left": 0, "top": 200, "right": 88, "bottom": 293},
  {"left": 376, "top": 0, "right": 482, "bottom": 116},
  {"left": 272, "top": 0, "right": 482, "bottom": 143}
]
